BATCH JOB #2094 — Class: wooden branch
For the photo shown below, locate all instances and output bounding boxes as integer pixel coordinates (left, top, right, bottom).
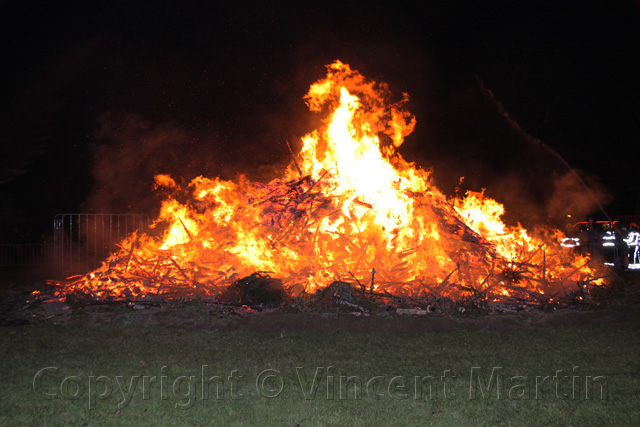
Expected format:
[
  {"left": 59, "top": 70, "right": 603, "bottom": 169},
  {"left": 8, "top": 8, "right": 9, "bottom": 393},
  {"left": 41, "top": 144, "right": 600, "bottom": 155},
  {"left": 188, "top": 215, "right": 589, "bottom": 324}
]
[
  {"left": 169, "top": 257, "right": 192, "bottom": 283},
  {"left": 124, "top": 235, "right": 140, "bottom": 273},
  {"left": 354, "top": 199, "right": 373, "bottom": 209},
  {"left": 348, "top": 271, "right": 366, "bottom": 297},
  {"left": 370, "top": 268, "right": 376, "bottom": 294},
  {"left": 300, "top": 168, "right": 331, "bottom": 200},
  {"left": 176, "top": 217, "right": 193, "bottom": 242},
  {"left": 559, "top": 259, "right": 592, "bottom": 284},
  {"left": 286, "top": 140, "right": 303, "bottom": 177},
  {"left": 436, "top": 267, "right": 458, "bottom": 295}
]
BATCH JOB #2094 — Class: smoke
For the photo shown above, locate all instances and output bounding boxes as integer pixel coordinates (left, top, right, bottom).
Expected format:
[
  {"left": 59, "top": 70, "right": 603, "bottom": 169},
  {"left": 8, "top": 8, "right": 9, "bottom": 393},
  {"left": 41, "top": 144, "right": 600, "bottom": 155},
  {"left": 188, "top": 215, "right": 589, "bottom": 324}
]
[
  {"left": 474, "top": 80, "right": 614, "bottom": 225},
  {"left": 81, "top": 108, "right": 295, "bottom": 216},
  {"left": 414, "top": 79, "right": 615, "bottom": 229},
  {"left": 81, "top": 113, "right": 193, "bottom": 215},
  {"left": 81, "top": 59, "right": 615, "bottom": 234},
  {"left": 546, "top": 170, "right": 613, "bottom": 223}
]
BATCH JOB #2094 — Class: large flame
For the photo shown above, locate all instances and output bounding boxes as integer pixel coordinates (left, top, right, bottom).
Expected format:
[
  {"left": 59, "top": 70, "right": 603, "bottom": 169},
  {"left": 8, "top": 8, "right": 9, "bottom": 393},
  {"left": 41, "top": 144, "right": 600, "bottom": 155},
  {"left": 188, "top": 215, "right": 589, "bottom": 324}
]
[{"left": 56, "top": 61, "right": 601, "bottom": 301}]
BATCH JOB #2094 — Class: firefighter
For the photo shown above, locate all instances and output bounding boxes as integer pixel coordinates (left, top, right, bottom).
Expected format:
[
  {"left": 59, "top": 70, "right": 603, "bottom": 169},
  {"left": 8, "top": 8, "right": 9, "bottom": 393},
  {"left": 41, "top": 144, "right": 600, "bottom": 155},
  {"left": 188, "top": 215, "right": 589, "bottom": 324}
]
[
  {"left": 582, "top": 216, "right": 602, "bottom": 257},
  {"left": 613, "top": 223, "right": 629, "bottom": 270},
  {"left": 626, "top": 223, "right": 640, "bottom": 268}
]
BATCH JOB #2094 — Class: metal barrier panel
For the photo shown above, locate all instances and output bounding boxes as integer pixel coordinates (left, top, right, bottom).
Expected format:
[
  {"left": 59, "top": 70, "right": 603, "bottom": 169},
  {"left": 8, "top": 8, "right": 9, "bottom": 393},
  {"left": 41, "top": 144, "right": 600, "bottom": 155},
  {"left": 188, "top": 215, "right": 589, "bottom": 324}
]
[{"left": 53, "top": 214, "right": 149, "bottom": 275}]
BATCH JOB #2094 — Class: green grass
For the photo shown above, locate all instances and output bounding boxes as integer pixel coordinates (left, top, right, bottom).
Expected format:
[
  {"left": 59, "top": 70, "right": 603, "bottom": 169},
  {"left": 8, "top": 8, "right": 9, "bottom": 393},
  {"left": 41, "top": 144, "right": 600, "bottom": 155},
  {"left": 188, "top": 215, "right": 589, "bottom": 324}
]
[{"left": 1, "top": 319, "right": 639, "bottom": 426}]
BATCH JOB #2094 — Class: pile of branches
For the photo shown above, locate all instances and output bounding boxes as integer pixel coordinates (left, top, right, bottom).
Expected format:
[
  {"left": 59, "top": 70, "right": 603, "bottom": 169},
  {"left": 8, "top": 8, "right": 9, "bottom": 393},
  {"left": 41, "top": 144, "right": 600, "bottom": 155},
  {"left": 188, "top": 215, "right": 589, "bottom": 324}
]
[{"left": 45, "top": 172, "right": 603, "bottom": 307}]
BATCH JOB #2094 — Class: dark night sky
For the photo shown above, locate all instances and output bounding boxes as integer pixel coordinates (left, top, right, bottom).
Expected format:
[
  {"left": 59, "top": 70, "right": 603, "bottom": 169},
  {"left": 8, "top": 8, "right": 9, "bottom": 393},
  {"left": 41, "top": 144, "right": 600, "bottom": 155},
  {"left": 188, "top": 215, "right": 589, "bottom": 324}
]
[{"left": 1, "top": 0, "right": 639, "bottom": 236}]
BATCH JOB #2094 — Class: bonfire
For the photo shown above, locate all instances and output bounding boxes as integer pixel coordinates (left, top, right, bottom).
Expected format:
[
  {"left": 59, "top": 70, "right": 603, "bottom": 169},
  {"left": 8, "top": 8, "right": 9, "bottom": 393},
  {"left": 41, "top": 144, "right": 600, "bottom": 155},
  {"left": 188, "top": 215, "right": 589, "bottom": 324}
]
[{"left": 41, "top": 61, "right": 605, "bottom": 307}]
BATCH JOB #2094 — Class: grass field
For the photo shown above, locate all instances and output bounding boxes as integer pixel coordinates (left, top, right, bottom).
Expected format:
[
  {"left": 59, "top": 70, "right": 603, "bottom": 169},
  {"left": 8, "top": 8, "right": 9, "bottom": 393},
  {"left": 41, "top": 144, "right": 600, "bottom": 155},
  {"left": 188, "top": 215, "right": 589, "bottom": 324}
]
[{"left": 1, "top": 317, "right": 639, "bottom": 426}]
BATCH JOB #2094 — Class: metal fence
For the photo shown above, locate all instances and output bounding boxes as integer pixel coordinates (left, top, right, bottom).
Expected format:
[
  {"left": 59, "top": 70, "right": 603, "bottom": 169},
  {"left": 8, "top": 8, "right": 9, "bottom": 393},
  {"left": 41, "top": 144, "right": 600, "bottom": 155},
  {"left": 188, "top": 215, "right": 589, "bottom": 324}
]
[{"left": 53, "top": 214, "right": 149, "bottom": 275}]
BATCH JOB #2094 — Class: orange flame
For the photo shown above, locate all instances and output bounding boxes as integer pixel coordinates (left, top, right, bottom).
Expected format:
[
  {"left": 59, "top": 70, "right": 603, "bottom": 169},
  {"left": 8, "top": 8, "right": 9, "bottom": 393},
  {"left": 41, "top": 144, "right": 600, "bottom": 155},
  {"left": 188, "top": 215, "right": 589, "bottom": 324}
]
[{"left": 55, "top": 61, "right": 602, "bottom": 301}]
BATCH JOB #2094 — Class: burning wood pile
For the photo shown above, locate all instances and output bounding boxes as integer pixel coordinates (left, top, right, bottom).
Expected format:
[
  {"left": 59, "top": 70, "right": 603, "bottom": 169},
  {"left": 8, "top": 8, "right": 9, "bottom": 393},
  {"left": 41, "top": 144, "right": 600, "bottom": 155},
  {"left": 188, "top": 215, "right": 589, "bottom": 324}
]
[{"left": 39, "top": 61, "right": 606, "bottom": 309}]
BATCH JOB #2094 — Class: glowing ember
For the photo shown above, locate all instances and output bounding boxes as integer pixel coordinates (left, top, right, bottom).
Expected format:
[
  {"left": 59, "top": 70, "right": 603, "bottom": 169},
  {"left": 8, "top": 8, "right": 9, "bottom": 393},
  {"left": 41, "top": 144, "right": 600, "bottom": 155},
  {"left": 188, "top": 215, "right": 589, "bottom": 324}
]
[{"left": 50, "top": 60, "right": 603, "bottom": 302}]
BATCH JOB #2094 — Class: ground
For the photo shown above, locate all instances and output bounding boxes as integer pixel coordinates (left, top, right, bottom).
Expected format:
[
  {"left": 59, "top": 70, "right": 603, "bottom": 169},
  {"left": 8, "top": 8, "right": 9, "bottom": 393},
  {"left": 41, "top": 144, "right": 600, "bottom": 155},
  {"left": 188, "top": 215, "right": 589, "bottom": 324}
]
[
  {"left": 2, "top": 292, "right": 639, "bottom": 334},
  {"left": 1, "top": 267, "right": 639, "bottom": 333},
  {"left": 61, "top": 305, "right": 640, "bottom": 333}
]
